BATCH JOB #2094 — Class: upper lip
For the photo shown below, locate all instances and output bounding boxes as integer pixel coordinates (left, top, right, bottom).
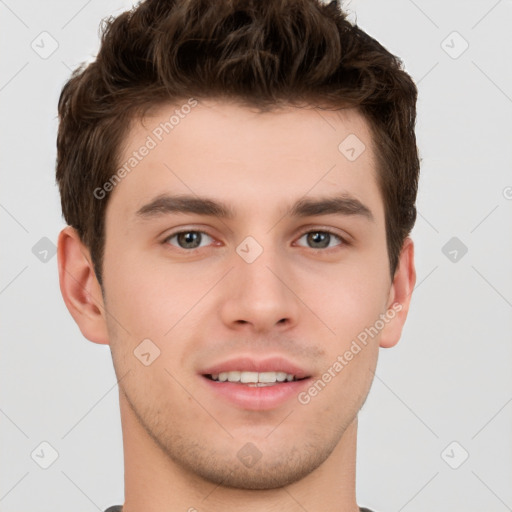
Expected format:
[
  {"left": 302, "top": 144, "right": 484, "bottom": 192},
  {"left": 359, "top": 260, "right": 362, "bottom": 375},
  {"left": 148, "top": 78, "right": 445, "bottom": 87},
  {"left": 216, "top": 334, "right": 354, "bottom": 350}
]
[{"left": 200, "top": 356, "right": 310, "bottom": 380}]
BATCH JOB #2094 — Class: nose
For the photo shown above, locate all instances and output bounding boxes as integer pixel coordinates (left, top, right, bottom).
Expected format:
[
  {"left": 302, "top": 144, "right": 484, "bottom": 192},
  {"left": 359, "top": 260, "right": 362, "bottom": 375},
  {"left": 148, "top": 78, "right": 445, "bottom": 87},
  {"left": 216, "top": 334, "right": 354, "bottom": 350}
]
[{"left": 218, "top": 243, "right": 301, "bottom": 333}]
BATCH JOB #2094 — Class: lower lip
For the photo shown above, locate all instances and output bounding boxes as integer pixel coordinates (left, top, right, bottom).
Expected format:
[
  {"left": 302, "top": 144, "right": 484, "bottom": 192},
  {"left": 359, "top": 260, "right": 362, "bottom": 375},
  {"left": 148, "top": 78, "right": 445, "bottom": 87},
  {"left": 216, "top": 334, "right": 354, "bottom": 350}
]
[{"left": 201, "top": 376, "right": 311, "bottom": 411}]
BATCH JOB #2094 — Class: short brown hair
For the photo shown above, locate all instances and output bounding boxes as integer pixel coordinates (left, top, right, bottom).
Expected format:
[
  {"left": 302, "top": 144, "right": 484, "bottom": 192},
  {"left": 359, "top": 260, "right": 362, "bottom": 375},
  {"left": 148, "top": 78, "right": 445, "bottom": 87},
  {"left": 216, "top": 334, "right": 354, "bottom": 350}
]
[{"left": 56, "top": 0, "right": 420, "bottom": 287}]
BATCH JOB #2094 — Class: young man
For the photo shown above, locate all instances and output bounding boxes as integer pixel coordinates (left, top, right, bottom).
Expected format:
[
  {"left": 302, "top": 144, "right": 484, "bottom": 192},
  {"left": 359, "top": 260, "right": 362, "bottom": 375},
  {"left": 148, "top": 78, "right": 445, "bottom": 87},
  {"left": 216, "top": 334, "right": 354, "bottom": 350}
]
[{"left": 56, "top": 0, "right": 419, "bottom": 510}]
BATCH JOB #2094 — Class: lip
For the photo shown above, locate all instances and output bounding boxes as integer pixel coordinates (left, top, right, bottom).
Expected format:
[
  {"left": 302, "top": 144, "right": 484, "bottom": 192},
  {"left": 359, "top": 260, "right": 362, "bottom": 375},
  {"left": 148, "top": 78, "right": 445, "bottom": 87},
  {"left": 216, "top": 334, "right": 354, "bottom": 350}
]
[{"left": 199, "top": 356, "right": 311, "bottom": 411}]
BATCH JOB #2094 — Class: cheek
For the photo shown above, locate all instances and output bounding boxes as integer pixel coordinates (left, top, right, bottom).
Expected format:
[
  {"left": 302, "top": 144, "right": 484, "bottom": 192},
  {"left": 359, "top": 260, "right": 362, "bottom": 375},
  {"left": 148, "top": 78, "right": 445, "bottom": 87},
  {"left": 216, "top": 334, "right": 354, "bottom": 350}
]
[
  {"left": 102, "top": 246, "right": 220, "bottom": 351},
  {"left": 293, "top": 259, "right": 390, "bottom": 343},
  {"left": 304, "top": 266, "right": 388, "bottom": 407}
]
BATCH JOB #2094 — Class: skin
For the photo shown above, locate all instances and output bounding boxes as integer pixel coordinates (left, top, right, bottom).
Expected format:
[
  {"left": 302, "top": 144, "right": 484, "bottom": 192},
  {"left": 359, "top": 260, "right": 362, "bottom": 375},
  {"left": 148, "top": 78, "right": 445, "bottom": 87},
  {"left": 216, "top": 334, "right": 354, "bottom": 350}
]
[{"left": 58, "top": 100, "right": 416, "bottom": 512}]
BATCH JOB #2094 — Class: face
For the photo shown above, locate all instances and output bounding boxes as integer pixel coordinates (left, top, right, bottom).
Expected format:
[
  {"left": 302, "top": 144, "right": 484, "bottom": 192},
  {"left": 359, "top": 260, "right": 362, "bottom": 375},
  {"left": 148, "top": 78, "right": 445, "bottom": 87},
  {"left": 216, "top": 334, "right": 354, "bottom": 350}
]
[{"left": 101, "top": 100, "right": 397, "bottom": 489}]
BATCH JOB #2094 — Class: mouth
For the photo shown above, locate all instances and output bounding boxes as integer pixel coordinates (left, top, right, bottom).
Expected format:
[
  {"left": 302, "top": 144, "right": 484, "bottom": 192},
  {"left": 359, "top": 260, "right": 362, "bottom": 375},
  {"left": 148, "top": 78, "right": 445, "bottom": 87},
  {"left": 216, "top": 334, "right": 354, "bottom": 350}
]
[{"left": 199, "top": 357, "right": 312, "bottom": 410}]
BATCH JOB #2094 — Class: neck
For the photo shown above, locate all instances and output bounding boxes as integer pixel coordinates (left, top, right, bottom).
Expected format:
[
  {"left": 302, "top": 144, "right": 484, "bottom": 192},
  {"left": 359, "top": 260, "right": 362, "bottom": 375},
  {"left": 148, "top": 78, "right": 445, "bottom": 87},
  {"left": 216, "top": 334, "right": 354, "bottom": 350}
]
[{"left": 120, "top": 392, "right": 360, "bottom": 512}]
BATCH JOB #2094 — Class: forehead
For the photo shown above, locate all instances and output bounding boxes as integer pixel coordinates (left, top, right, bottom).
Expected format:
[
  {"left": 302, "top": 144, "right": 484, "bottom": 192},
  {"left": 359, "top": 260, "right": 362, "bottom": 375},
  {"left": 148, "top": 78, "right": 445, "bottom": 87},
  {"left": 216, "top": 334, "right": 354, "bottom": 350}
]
[{"left": 106, "top": 99, "right": 383, "bottom": 224}]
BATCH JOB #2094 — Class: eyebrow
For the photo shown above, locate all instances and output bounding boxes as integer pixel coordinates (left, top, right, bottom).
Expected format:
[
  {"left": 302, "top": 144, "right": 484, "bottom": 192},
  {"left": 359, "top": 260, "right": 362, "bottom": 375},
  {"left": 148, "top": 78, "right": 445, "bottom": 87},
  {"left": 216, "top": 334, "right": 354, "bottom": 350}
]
[
  {"left": 290, "top": 195, "right": 374, "bottom": 221},
  {"left": 135, "top": 193, "right": 374, "bottom": 222}
]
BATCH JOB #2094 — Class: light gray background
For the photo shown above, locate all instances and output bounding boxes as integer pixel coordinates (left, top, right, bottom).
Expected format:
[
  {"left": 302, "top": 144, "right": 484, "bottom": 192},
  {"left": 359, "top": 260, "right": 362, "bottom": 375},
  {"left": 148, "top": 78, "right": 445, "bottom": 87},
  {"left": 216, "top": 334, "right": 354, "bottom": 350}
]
[{"left": 1, "top": 0, "right": 511, "bottom": 511}]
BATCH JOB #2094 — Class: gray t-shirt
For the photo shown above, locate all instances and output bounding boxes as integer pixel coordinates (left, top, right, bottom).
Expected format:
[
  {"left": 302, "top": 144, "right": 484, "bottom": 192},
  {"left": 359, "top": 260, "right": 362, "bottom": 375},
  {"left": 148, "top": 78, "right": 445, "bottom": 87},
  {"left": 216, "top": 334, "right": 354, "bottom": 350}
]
[{"left": 105, "top": 507, "right": 376, "bottom": 511}]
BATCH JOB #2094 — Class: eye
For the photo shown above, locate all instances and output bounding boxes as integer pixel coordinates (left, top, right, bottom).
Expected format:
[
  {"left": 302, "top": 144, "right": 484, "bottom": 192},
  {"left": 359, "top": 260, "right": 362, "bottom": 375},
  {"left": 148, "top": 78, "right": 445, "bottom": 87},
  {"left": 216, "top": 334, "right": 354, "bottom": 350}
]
[
  {"left": 164, "top": 230, "right": 215, "bottom": 250},
  {"left": 295, "top": 230, "right": 345, "bottom": 250}
]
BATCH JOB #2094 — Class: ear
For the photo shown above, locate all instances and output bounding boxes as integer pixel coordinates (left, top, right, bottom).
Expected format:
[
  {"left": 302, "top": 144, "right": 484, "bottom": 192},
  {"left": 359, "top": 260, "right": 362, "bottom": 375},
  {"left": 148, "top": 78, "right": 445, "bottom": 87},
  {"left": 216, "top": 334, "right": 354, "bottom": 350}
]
[
  {"left": 379, "top": 237, "right": 416, "bottom": 349},
  {"left": 57, "top": 226, "right": 110, "bottom": 345}
]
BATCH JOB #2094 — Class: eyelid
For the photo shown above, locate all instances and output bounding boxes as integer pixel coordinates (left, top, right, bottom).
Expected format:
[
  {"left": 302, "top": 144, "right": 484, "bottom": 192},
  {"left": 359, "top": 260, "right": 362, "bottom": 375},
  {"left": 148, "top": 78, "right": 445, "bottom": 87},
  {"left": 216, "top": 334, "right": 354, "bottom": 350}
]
[
  {"left": 161, "top": 226, "right": 220, "bottom": 248},
  {"left": 161, "top": 225, "right": 352, "bottom": 251},
  {"left": 293, "top": 232, "right": 346, "bottom": 252},
  {"left": 294, "top": 225, "right": 352, "bottom": 245}
]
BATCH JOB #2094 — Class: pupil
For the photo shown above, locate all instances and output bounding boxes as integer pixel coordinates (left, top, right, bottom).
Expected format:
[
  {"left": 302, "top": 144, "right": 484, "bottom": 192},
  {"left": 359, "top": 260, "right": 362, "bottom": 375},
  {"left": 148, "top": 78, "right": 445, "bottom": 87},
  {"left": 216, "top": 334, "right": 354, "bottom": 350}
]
[
  {"left": 308, "top": 232, "right": 329, "bottom": 248},
  {"left": 178, "top": 232, "right": 201, "bottom": 248}
]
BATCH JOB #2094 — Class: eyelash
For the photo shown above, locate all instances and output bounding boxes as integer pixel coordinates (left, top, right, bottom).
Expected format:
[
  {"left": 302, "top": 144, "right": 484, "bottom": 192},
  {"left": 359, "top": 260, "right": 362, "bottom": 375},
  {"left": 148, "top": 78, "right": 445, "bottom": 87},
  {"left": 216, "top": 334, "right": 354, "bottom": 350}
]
[{"left": 162, "top": 228, "right": 349, "bottom": 252}]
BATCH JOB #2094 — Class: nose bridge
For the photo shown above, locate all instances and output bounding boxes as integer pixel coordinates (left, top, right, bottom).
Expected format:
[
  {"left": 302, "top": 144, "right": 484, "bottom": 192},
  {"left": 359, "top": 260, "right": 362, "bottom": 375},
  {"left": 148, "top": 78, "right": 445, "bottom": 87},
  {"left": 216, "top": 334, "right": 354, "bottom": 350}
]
[
  {"left": 221, "top": 234, "right": 300, "bottom": 331},
  {"left": 236, "top": 234, "right": 289, "bottom": 303}
]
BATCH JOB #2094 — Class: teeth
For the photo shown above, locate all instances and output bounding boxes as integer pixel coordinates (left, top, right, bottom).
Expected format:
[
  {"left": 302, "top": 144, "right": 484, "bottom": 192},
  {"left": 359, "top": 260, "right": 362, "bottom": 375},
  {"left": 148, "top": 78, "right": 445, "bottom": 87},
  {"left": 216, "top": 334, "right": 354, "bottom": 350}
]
[
  {"left": 240, "top": 371, "right": 258, "bottom": 383},
  {"left": 228, "top": 371, "right": 241, "bottom": 382},
  {"left": 259, "top": 372, "right": 278, "bottom": 383},
  {"left": 210, "top": 371, "right": 298, "bottom": 384}
]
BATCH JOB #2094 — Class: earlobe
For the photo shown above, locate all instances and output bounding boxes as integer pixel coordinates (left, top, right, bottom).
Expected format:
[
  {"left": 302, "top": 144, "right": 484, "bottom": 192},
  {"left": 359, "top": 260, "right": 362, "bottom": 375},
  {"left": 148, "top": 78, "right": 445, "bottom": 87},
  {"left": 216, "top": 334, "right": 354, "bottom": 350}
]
[
  {"left": 379, "top": 237, "right": 416, "bottom": 349},
  {"left": 57, "top": 226, "right": 110, "bottom": 345}
]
